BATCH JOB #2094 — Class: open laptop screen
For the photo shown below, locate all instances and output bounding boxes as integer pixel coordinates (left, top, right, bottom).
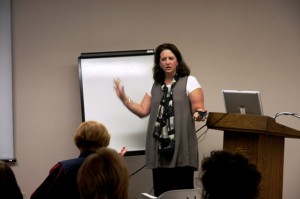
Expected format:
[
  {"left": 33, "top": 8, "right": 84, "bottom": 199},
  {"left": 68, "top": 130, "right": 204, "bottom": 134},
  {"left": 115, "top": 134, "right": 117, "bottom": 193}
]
[{"left": 222, "top": 90, "right": 264, "bottom": 115}]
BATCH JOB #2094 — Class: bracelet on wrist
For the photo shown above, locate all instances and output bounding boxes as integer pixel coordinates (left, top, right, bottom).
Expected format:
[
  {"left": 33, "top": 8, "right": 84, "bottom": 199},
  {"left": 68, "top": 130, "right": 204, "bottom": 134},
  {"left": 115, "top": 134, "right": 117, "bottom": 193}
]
[{"left": 124, "top": 97, "right": 131, "bottom": 106}]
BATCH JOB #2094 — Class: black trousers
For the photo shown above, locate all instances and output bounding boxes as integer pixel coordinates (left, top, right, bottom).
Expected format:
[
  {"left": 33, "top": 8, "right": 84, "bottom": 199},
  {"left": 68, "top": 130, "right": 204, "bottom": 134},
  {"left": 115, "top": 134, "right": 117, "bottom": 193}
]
[{"left": 152, "top": 166, "right": 195, "bottom": 196}]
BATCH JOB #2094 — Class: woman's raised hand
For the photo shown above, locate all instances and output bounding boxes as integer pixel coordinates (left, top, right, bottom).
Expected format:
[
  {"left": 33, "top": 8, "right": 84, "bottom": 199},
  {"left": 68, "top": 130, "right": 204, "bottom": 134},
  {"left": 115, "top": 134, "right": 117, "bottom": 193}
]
[{"left": 113, "top": 78, "right": 126, "bottom": 102}]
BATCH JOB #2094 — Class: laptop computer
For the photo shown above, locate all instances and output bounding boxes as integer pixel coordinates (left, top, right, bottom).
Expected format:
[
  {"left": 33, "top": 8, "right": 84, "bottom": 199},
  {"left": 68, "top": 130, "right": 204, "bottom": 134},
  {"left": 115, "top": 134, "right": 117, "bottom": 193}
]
[{"left": 222, "top": 90, "right": 264, "bottom": 115}]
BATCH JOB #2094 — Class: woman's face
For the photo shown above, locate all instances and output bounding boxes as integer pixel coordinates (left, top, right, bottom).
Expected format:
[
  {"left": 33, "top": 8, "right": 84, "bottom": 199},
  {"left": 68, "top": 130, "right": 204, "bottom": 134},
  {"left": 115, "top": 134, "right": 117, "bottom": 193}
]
[{"left": 159, "top": 49, "right": 178, "bottom": 76}]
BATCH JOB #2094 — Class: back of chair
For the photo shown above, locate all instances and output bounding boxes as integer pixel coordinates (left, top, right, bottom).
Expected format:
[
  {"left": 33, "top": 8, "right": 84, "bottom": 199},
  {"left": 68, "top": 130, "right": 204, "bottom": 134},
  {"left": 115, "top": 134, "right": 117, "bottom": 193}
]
[
  {"left": 141, "top": 188, "right": 202, "bottom": 199},
  {"left": 158, "top": 188, "right": 202, "bottom": 199},
  {"left": 141, "top": 192, "right": 158, "bottom": 199}
]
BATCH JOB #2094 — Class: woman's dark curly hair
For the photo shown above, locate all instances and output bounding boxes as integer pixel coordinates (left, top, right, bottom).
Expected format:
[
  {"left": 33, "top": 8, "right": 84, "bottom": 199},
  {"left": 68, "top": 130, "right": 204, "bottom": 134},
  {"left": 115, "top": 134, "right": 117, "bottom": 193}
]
[
  {"left": 200, "top": 150, "right": 261, "bottom": 199},
  {"left": 153, "top": 43, "right": 190, "bottom": 83}
]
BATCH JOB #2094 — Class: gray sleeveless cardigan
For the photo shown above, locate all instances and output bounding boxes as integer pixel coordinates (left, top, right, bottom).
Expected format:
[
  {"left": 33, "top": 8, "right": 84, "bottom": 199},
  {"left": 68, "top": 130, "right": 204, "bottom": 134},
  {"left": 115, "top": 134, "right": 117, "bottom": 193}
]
[{"left": 145, "top": 76, "right": 198, "bottom": 169}]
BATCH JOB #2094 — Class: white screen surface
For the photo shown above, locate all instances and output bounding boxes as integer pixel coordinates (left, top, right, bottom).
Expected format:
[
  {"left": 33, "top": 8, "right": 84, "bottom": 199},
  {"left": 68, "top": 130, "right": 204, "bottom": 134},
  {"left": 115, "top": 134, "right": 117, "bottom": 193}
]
[
  {"left": 79, "top": 50, "right": 154, "bottom": 155},
  {"left": 0, "top": 0, "right": 15, "bottom": 161}
]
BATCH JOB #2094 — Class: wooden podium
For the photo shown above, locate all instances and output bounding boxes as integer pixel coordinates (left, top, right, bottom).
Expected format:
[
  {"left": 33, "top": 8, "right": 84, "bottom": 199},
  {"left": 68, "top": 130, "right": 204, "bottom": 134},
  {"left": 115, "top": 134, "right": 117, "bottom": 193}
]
[{"left": 206, "top": 112, "right": 300, "bottom": 199}]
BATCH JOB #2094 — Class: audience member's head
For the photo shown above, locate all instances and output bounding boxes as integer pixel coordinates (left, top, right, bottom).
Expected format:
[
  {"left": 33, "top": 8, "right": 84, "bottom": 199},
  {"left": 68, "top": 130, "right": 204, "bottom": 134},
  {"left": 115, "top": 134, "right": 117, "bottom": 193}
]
[
  {"left": 0, "top": 161, "right": 23, "bottom": 199},
  {"left": 200, "top": 150, "right": 261, "bottom": 199},
  {"left": 74, "top": 120, "right": 111, "bottom": 152},
  {"left": 31, "top": 120, "right": 112, "bottom": 199},
  {"left": 77, "top": 147, "right": 129, "bottom": 199}
]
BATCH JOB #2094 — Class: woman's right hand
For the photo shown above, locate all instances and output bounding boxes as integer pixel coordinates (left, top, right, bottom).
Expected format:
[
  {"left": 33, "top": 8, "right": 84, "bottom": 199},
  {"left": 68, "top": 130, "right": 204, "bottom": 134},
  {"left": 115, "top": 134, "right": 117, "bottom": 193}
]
[{"left": 113, "top": 78, "right": 127, "bottom": 103}]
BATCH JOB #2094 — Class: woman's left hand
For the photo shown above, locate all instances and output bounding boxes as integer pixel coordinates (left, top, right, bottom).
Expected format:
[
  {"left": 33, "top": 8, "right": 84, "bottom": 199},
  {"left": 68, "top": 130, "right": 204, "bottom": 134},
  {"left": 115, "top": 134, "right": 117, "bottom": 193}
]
[{"left": 193, "top": 109, "right": 207, "bottom": 121}]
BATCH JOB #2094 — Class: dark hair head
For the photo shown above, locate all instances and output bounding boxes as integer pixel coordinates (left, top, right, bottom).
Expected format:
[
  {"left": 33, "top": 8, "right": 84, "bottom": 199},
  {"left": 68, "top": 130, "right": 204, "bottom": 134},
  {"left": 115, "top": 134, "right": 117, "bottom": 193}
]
[
  {"left": 153, "top": 43, "right": 190, "bottom": 83},
  {"left": 200, "top": 150, "right": 261, "bottom": 199},
  {"left": 77, "top": 147, "right": 129, "bottom": 199}
]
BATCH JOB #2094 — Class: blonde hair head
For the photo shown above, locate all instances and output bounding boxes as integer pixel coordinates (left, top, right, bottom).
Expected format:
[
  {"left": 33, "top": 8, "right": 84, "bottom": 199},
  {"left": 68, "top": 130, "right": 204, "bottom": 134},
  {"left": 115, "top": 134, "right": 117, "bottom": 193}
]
[{"left": 74, "top": 121, "right": 110, "bottom": 151}]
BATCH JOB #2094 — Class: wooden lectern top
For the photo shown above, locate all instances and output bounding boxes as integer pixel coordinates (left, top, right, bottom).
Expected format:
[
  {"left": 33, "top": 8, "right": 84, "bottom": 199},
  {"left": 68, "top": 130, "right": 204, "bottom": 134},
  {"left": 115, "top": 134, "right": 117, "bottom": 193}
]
[{"left": 206, "top": 112, "right": 300, "bottom": 139}]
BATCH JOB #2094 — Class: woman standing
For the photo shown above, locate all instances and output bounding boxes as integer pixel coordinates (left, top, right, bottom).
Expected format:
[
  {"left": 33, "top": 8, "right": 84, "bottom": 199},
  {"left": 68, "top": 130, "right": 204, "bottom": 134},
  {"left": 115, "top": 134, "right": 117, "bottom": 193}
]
[{"left": 114, "top": 43, "right": 206, "bottom": 196}]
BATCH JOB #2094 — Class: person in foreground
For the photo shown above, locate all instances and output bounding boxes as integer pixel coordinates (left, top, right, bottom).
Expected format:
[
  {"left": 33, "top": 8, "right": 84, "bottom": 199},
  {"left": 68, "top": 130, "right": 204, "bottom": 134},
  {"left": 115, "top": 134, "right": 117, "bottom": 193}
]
[
  {"left": 0, "top": 160, "right": 23, "bottom": 199},
  {"left": 77, "top": 147, "right": 129, "bottom": 199},
  {"left": 200, "top": 150, "right": 262, "bottom": 199},
  {"left": 114, "top": 43, "right": 206, "bottom": 196},
  {"left": 31, "top": 121, "right": 126, "bottom": 199}
]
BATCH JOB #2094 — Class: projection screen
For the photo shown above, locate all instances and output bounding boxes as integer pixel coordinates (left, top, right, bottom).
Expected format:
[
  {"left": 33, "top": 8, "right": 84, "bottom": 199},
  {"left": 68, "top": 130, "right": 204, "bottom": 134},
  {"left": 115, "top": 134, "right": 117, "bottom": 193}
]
[{"left": 79, "top": 49, "right": 154, "bottom": 155}]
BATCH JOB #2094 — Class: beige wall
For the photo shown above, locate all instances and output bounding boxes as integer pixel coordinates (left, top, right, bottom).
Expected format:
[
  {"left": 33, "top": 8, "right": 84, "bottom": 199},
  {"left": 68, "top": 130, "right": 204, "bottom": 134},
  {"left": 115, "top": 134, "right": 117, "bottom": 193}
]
[{"left": 10, "top": 0, "right": 300, "bottom": 199}]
